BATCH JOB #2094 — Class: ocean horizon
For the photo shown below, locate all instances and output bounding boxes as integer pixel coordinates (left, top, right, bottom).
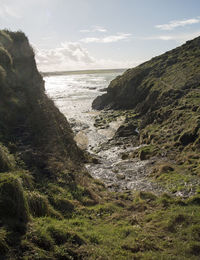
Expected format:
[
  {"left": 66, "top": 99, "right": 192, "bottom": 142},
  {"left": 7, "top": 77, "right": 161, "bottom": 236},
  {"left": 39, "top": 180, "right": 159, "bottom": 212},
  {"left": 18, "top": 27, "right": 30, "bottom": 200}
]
[{"left": 41, "top": 68, "right": 126, "bottom": 77}]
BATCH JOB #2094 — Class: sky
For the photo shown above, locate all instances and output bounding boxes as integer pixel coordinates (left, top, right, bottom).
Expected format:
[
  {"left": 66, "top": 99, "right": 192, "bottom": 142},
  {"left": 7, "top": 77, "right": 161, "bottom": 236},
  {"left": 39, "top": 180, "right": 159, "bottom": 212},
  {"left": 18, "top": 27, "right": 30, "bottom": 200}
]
[{"left": 0, "top": 0, "right": 200, "bottom": 72}]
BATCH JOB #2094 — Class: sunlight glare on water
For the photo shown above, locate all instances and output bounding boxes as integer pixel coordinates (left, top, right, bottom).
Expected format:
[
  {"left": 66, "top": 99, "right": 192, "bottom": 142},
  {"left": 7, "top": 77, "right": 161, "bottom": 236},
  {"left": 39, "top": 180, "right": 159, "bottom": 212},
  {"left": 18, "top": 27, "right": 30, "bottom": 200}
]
[
  {"left": 44, "top": 72, "right": 120, "bottom": 122},
  {"left": 44, "top": 71, "right": 123, "bottom": 149}
]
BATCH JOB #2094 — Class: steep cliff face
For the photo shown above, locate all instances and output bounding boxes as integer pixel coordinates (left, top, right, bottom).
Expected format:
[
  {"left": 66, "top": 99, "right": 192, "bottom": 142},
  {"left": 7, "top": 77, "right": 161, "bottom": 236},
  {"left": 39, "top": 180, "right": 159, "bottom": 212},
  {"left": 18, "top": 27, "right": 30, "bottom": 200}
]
[
  {"left": 0, "top": 31, "right": 93, "bottom": 258},
  {"left": 0, "top": 30, "right": 84, "bottom": 174},
  {"left": 92, "top": 36, "right": 200, "bottom": 113}
]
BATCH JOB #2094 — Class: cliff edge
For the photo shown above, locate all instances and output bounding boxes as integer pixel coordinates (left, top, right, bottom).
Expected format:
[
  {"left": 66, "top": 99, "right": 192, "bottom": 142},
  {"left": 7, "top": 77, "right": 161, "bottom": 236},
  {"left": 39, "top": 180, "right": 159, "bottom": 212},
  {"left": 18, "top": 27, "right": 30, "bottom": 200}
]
[
  {"left": 0, "top": 30, "right": 85, "bottom": 174},
  {"left": 92, "top": 36, "right": 200, "bottom": 113}
]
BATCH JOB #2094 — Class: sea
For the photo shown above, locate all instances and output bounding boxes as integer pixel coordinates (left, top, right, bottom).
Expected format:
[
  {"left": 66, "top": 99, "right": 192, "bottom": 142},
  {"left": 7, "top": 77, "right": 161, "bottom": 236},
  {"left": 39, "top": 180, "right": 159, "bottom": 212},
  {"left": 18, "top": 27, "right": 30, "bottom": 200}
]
[{"left": 44, "top": 69, "right": 125, "bottom": 150}]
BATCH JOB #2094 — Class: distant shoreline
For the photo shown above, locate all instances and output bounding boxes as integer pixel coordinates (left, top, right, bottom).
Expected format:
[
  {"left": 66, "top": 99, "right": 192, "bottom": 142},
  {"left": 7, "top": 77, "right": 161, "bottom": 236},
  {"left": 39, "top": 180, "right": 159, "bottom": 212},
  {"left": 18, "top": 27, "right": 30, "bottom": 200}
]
[{"left": 41, "top": 68, "right": 127, "bottom": 77}]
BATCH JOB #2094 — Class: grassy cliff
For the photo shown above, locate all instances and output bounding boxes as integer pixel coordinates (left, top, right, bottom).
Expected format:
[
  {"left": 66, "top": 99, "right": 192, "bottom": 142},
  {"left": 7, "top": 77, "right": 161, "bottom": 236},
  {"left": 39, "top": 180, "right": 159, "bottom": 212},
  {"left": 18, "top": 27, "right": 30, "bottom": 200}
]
[
  {"left": 0, "top": 30, "right": 85, "bottom": 174},
  {"left": 0, "top": 30, "right": 101, "bottom": 259},
  {"left": 92, "top": 36, "right": 200, "bottom": 112},
  {"left": 93, "top": 36, "right": 200, "bottom": 192}
]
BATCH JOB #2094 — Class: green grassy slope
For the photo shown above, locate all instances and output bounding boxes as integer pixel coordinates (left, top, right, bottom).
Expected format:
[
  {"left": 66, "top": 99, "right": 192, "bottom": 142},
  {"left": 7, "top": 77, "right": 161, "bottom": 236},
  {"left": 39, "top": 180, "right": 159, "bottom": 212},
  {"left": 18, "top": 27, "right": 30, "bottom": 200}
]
[{"left": 93, "top": 36, "right": 200, "bottom": 111}]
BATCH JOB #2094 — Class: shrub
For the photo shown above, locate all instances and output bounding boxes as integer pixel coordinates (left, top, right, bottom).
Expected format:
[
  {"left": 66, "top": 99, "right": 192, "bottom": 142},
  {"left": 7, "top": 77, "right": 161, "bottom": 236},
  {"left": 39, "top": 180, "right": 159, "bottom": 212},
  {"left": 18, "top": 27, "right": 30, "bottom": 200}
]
[
  {"left": 29, "top": 218, "right": 85, "bottom": 252},
  {"left": 7, "top": 30, "right": 27, "bottom": 42},
  {"left": 157, "top": 193, "right": 174, "bottom": 208},
  {"left": 27, "top": 191, "right": 50, "bottom": 217},
  {"left": 138, "top": 191, "right": 157, "bottom": 201},
  {"left": 0, "top": 143, "right": 16, "bottom": 172},
  {"left": 0, "top": 31, "right": 13, "bottom": 48},
  {"left": 187, "top": 195, "right": 200, "bottom": 205},
  {"left": 138, "top": 145, "right": 157, "bottom": 160},
  {"left": 158, "top": 163, "right": 174, "bottom": 174},
  {"left": 47, "top": 224, "right": 85, "bottom": 246},
  {"left": 0, "top": 228, "right": 9, "bottom": 254},
  {"left": 191, "top": 224, "right": 200, "bottom": 241},
  {"left": 31, "top": 227, "right": 54, "bottom": 251},
  {"left": 51, "top": 196, "right": 74, "bottom": 217},
  {"left": 47, "top": 225, "right": 69, "bottom": 245},
  {"left": 15, "top": 170, "right": 34, "bottom": 189},
  {"left": 0, "top": 173, "right": 29, "bottom": 226},
  {"left": 179, "top": 128, "right": 197, "bottom": 146},
  {"left": 0, "top": 65, "right": 6, "bottom": 85},
  {"left": 187, "top": 242, "right": 200, "bottom": 256},
  {"left": 166, "top": 213, "right": 189, "bottom": 232},
  {"left": 0, "top": 47, "right": 13, "bottom": 69}
]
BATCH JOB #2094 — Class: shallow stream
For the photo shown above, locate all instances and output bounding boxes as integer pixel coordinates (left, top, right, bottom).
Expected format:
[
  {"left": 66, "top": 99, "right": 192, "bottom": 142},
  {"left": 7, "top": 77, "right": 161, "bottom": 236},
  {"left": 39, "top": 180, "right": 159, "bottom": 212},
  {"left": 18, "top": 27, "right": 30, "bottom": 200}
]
[{"left": 44, "top": 72, "right": 163, "bottom": 193}]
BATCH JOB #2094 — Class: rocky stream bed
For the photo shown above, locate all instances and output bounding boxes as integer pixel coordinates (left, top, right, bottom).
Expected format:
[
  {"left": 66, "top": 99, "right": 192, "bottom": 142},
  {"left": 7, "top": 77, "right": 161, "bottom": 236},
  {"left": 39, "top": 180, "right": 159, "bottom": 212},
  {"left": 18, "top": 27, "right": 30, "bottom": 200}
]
[
  {"left": 68, "top": 109, "right": 200, "bottom": 197},
  {"left": 45, "top": 73, "right": 200, "bottom": 198},
  {"left": 69, "top": 110, "right": 165, "bottom": 194}
]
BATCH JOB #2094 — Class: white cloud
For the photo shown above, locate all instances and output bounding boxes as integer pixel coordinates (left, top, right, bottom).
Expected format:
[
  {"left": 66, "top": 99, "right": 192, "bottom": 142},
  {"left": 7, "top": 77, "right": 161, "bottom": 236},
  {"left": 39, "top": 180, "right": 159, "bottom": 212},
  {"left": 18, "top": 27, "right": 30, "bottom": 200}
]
[
  {"left": 0, "top": 2, "right": 21, "bottom": 19},
  {"left": 80, "top": 29, "right": 91, "bottom": 33},
  {"left": 35, "top": 41, "right": 140, "bottom": 72},
  {"left": 35, "top": 42, "right": 95, "bottom": 72},
  {"left": 141, "top": 31, "right": 200, "bottom": 43},
  {"left": 0, "top": 0, "right": 50, "bottom": 20},
  {"left": 140, "top": 35, "right": 173, "bottom": 41},
  {"left": 92, "top": 58, "right": 142, "bottom": 69},
  {"left": 94, "top": 26, "right": 107, "bottom": 33},
  {"left": 155, "top": 18, "right": 200, "bottom": 31},
  {"left": 80, "top": 26, "right": 107, "bottom": 33},
  {"left": 80, "top": 33, "right": 132, "bottom": 43}
]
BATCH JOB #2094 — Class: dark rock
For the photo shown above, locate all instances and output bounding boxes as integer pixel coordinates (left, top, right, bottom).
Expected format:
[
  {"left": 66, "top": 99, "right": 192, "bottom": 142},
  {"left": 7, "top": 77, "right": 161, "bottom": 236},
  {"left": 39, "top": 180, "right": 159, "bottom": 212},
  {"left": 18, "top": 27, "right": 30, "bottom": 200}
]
[
  {"left": 159, "top": 164, "right": 174, "bottom": 173},
  {"left": 116, "top": 173, "right": 125, "bottom": 180},
  {"left": 92, "top": 157, "right": 100, "bottom": 164},
  {"left": 179, "top": 128, "right": 198, "bottom": 146},
  {"left": 115, "top": 123, "right": 138, "bottom": 138},
  {"left": 99, "top": 87, "right": 108, "bottom": 92},
  {"left": 121, "top": 153, "right": 129, "bottom": 160},
  {"left": 139, "top": 150, "right": 147, "bottom": 160}
]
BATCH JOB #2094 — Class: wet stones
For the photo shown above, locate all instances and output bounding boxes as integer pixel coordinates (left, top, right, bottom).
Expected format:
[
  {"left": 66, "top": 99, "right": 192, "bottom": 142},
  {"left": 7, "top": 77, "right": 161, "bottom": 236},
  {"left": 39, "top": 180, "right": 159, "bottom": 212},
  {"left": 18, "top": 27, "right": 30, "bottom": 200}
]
[
  {"left": 117, "top": 173, "right": 125, "bottom": 180},
  {"left": 139, "top": 150, "right": 147, "bottom": 160},
  {"left": 115, "top": 123, "right": 138, "bottom": 138},
  {"left": 69, "top": 118, "right": 90, "bottom": 134}
]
